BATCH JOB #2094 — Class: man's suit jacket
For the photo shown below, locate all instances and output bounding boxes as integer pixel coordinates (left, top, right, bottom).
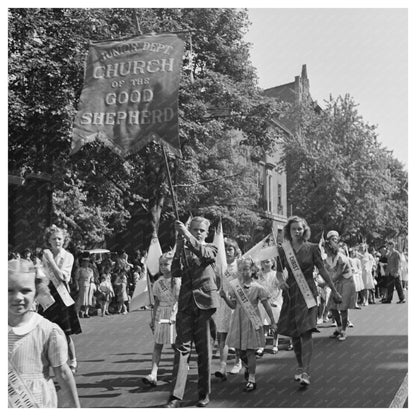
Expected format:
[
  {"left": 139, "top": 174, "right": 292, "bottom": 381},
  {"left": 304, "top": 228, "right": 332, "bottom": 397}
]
[{"left": 172, "top": 238, "right": 220, "bottom": 311}]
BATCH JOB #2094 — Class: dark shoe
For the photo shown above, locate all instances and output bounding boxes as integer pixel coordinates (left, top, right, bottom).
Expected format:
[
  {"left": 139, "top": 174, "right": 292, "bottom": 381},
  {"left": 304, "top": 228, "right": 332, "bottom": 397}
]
[
  {"left": 243, "top": 381, "right": 256, "bottom": 392},
  {"left": 255, "top": 348, "right": 264, "bottom": 357},
  {"left": 163, "top": 398, "right": 181, "bottom": 408},
  {"left": 214, "top": 371, "right": 227, "bottom": 381},
  {"left": 381, "top": 300, "right": 391, "bottom": 304},
  {"left": 329, "top": 330, "right": 341, "bottom": 339},
  {"left": 84, "top": 314, "right": 90, "bottom": 318},
  {"left": 397, "top": 299, "right": 406, "bottom": 304},
  {"left": 197, "top": 395, "right": 210, "bottom": 407}
]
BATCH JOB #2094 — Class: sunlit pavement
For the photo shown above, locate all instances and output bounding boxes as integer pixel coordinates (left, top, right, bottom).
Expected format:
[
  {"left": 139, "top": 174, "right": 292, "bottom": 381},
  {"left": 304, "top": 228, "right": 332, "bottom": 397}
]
[{"left": 63, "top": 291, "right": 407, "bottom": 408}]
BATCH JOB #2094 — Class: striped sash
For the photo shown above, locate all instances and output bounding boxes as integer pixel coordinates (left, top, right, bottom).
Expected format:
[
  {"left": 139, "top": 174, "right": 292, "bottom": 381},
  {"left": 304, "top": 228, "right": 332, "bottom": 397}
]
[
  {"left": 44, "top": 255, "right": 74, "bottom": 307},
  {"left": 282, "top": 241, "right": 317, "bottom": 309},
  {"left": 8, "top": 359, "right": 39, "bottom": 408},
  {"left": 230, "top": 280, "right": 263, "bottom": 330},
  {"left": 158, "top": 278, "right": 175, "bottom": 305}
]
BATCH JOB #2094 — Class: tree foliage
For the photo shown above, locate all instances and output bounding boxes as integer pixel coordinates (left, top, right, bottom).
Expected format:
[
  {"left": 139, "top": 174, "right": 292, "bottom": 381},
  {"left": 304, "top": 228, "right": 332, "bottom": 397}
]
[
  {"left": 280, "top": 95, "right": 407, "bottom": 245},
  {"left": 9, "top": 8, "right": 275, "bottom": 250}
]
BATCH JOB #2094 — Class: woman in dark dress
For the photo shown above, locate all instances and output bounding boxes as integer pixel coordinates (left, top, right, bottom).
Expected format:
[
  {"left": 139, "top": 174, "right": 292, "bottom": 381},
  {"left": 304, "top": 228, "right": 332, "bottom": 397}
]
[
  {"left": 40, "top": 225, "right": 81, "bottom": 373},
  {"left": 276, "top": 216, "right": 342, "bottom": 386}
]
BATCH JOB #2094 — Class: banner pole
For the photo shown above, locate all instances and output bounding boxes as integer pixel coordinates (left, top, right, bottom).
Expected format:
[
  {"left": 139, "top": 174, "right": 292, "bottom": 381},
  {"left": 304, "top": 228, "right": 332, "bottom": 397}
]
[
  {"left": 162, "top": 143, "right": 190, "bottom": 271},
  {"left": 162, "top": 144, "right": 180, "bottom": 220}
]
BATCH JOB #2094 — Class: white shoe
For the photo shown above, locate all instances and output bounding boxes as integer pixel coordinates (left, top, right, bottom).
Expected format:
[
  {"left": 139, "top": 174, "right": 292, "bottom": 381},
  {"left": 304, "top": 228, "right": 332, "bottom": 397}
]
[
  {"left": 338, "top": 332, "right": 347, "bottom": 341},
  {"left": 230, "top": 360, "right": 242, "bottom": 374},
  {"left": 348, "top": 321, "right": 354, "bottom": 328},
  {"left": 317, "top": 318, "right": 323, "bottom": 325}
]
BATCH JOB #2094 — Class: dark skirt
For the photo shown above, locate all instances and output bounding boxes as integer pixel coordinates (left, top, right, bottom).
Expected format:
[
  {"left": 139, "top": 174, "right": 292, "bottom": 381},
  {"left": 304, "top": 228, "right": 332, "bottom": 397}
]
[
  {"left": 277, "top": 281, "right": 318, "bottom": 338},
  {"left": 40, "top": 282, "right": 82, "bottom": 336}
]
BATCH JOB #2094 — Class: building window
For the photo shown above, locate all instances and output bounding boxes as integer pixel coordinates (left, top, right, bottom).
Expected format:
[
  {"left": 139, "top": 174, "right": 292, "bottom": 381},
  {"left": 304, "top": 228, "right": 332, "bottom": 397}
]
[{"left": 277, "top": 184, "right": 283, "bottom": 214}]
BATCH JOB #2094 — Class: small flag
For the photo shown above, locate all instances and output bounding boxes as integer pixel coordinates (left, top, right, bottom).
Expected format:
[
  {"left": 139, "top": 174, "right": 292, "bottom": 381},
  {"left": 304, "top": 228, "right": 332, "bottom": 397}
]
[
  {"left": 146, "top": 236, "right": 163, "bottom": 276},
  {"left": 244, "top": 233, "right": 279, "bottom": 262},
  {"left": 213, "top": 219, "right": 227, "bottom": 287},
  {"left": 319, "top": 231, "right": 327, "bottom": 260}
]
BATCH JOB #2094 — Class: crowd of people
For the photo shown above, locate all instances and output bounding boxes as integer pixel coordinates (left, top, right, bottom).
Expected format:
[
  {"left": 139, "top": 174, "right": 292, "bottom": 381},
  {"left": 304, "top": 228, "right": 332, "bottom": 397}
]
[
  {"left": 8, "top": 218, "right": 408, "bottom": 408},
  {"left": 9, "top": 244, "right": 147, "bottom": 319}
]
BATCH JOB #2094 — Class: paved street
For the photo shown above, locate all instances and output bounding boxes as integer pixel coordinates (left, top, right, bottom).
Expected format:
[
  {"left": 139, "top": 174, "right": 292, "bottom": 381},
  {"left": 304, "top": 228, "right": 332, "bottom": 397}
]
[{"left": 62, "top": 291, "right": 408, "bottom": 408}]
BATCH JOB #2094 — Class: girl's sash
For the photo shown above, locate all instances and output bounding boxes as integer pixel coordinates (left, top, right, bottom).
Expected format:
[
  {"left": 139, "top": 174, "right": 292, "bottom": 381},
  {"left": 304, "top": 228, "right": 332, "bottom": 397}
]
[
  {"left": 282, "top": 241, "right": 317, "bottom": 309},
  {"left": 158, "top": 278, "right": 175, "bottom": 305},
  {"left": 8, "top": 359, "right": 39, "bottom": 408},
  {"left": 44, "top": 255, "right": 74, "bottom": 307},
  {"left": 230, "top": 280, "right": 263, "bottom": 330}
]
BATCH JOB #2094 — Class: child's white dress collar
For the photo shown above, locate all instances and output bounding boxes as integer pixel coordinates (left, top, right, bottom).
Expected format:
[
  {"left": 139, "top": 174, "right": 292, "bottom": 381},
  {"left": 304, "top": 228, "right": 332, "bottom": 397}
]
[{"left": 8, "top": 312, "right": 42, "bottom": 335}]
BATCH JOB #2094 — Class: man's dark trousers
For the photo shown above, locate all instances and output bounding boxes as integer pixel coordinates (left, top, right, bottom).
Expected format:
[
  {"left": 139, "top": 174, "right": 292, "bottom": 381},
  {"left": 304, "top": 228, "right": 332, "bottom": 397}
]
[
  {"left": 171, "top": 300, "right": 215, "bottom": 400},
  {"left": 385, "top": 274, "right": 405, "bottom": 302}
]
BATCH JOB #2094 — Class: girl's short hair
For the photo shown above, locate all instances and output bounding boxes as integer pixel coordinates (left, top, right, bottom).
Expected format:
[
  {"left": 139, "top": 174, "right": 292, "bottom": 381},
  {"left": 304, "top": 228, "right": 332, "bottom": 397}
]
[
  {"left": 224, "top": 237, "right": 242, "bottom": 257},
  {"left": 283, "top": 216, "right": 311, "bottom": 242},
  {"left": 8, "top": 259, "right": 51, "bottom": 298},
  {"left": 44, "top": 224, "right": 69, "bottom": 248},
  {"left": 238, "top": 257, "right": 260, "bottom": 277},
  {"left": 159, "top": 251, "right": 174, "bottom": 263}
]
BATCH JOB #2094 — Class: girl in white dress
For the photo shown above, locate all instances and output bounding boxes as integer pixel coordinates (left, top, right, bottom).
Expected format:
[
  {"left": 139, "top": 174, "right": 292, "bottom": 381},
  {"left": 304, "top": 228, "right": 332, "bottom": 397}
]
[
  {"left": 221, "top": 258, "right": 277, "bottom": 392},
  {"left": 357, "top": 243, "right": 376, "bottom": 306},
  {"left": 74, "top": 256, "right": 94, "bottom": 318},
  {"left": 348, "top": 248, "right": 364, "bottom": 308},
  {"left": 142, "top": 252, "right": 180, "bottom": 387},
  {"left": 214, "top": 237, "right": 241, "bottom": 380},
  {"left": 256, "top": 258, "right": 283, "bottom": 355},
  {"left": 8, "top": 258, "right": 80, "bottom": 408}
]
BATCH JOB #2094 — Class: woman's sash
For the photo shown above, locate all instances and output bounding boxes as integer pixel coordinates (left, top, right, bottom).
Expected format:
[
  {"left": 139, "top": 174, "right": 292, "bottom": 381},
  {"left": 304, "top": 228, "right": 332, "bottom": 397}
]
[
  {"left": 8, "top": 359, "right": 39, "bottom": 408},
  {"left": 230, "top": 280, "right": 263, "bottom": 330},
  {"left": 44, "top": 255, "right": 74, "bottom": 307},
  {"left": 282, "top": 241, "right": 317, "bottom": 309}
]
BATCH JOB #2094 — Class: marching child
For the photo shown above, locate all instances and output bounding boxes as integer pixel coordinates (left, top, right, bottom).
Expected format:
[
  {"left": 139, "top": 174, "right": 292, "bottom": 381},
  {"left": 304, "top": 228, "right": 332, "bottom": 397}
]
[
  {"left": 214, "top": 237, "right": 242, "bottom": 380},
  {"left": 142, "top": 252, "right": 181, "bottom": 387},
  {"left": 256, "top": 258, "right": 283, "bottom": 355},
  {"left": 221, "top": 257, "right": 277, "bottom": 392},
  {"left": 8, "top": 258, "right": 80, "bottom": 408}
]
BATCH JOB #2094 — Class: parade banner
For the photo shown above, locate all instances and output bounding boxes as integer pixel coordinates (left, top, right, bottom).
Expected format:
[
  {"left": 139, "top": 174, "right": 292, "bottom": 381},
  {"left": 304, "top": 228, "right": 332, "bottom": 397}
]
[{"left": 71, "top": 33, "right": 185, "bottom": 157}]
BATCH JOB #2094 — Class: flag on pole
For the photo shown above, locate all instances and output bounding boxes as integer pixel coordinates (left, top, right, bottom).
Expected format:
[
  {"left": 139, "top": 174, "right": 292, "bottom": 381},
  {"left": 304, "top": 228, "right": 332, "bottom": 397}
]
[
  {"left": 318, "top": 231, "right": 327, "bottom": 260},
  {"left": 243, "top": 233, "right": 279, "bottom": 262},
  {"left": 213, "top": 219, "right": 227, "bottom": 288},
  {"left": 129, "top": 265, "right": 151, "bottom": 311},
  {"left": 71, "top": 33, "right": 185, "bottom": 157},
  {"left": 146, "top": 236, "right": 163, "bottom": 277},
  {"left": 129, "top": 236, "right": 162, "bottom": 310}
]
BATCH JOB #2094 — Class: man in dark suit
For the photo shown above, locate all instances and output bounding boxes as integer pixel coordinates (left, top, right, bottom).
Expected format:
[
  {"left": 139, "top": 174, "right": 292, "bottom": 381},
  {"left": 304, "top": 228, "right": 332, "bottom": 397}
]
[
  {"left": 383, "top": 241, "right": 405, "bottom": 304},
  {"left": 164, "top": 217, "right": 219, "bottom": 408}
]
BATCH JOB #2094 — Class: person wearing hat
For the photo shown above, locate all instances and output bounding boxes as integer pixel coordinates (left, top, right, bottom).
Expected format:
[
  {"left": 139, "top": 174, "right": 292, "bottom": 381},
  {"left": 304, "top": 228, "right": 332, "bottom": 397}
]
[{"left": 324, "top": 231, "right": 356, "bottom": 341}]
